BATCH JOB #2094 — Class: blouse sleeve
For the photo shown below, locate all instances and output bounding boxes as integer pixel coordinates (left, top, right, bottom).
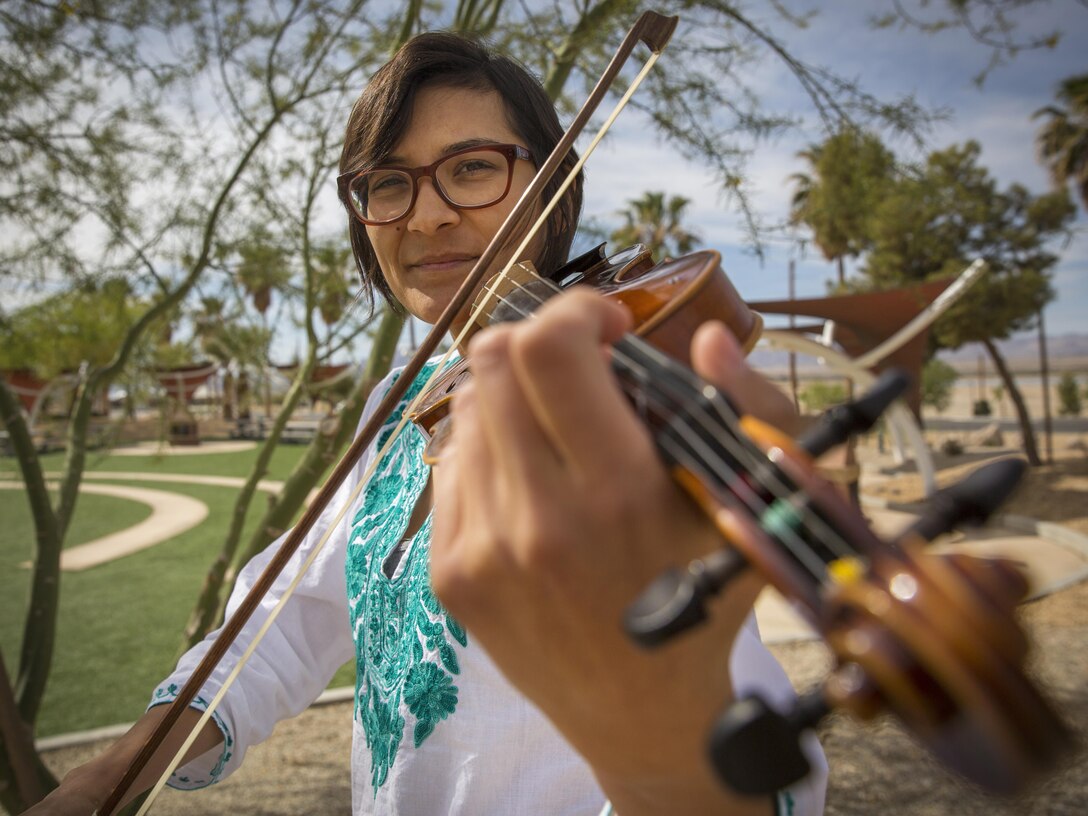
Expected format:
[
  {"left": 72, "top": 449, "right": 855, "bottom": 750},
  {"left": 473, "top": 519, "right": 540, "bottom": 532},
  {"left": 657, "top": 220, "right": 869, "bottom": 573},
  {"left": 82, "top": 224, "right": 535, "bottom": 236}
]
[{"left": 149, "top": 369, "right": 398, "bottom": 789}]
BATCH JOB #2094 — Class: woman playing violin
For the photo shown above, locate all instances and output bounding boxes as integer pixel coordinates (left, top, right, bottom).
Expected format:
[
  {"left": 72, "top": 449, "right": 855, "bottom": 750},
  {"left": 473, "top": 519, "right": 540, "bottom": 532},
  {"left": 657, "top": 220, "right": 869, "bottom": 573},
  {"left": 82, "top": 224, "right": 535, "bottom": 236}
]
[{"left": 30, "top": 32, "right": 825, "bottom": 816}]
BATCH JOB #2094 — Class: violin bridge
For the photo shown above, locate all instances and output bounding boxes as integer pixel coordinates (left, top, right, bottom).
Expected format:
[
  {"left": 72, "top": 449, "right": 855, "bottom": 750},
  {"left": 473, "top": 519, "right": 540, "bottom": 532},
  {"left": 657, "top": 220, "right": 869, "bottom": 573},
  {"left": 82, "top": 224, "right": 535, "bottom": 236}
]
[{"left": 472, "top": 260, "right": 560, "bottom": 328}]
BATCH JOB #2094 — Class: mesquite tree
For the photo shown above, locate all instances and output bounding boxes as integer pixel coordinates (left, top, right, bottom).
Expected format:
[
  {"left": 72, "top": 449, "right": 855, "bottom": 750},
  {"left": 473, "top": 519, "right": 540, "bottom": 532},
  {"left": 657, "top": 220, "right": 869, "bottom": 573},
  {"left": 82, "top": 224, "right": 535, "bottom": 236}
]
[
  {"left": 0, "top": 1, "right": 386, "bottom": 809},
  {"left": 864, "top": 142, "right": 1076, "bottom": 464}
]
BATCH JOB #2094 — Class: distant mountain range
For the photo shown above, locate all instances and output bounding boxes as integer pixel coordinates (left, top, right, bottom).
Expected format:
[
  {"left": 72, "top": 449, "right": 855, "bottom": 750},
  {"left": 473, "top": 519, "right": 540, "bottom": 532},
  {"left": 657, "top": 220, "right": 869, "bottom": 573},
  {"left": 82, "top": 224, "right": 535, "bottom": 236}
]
[
  {"left": 935, "top": 333, "right": 1088, "bottom": 366},
  {"left": 747, "top": 332, "right": 1088, "bottom": 375}
]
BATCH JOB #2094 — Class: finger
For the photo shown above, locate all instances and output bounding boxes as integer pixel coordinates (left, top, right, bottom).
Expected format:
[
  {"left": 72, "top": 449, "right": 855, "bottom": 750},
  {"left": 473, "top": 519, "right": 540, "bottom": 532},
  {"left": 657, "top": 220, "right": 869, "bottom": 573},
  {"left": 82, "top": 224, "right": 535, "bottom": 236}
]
[
  {"left": 430, "top": 383, "right": 504, "bottom": 609},
  {"left": 430, "top": 385, "right": 479, "bottom": 566},
  {"left": 468, "top": 325, "right": 565, "bottom": 486},
  {"left": 508, "top": 290, "right": 656, "bottom": 481},
  {"left": 691, "top": 321, "right": 801, "bottom": 434}
]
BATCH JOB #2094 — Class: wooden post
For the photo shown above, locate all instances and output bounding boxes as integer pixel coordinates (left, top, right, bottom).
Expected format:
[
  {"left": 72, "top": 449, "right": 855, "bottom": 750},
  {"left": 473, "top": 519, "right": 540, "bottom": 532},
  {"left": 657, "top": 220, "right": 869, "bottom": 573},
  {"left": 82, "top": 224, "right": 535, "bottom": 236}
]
[
  {"left": 1038, "top": 308, "right": 1054, "bottom": 465},
  {"left": 788, "top": 258, "right": 799, "bottom": 410},
  {"left": 976, "top": 352, "right": 989, "bottom": 411}
]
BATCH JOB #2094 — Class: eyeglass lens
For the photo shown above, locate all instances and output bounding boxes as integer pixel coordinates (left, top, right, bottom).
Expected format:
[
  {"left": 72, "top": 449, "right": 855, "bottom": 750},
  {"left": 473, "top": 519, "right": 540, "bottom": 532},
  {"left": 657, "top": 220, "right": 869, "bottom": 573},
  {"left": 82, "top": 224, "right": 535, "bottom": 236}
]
[{"left": 350, "top": 148, "right": 514, "bottom": 225}]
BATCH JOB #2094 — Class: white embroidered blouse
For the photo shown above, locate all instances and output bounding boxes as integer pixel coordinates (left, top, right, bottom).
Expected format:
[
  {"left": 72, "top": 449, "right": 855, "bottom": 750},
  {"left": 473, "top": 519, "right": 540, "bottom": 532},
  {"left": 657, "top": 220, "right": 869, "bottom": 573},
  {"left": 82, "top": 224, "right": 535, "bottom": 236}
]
[{"left": 152, "top": 360, "right": 827, "bottom": 815}]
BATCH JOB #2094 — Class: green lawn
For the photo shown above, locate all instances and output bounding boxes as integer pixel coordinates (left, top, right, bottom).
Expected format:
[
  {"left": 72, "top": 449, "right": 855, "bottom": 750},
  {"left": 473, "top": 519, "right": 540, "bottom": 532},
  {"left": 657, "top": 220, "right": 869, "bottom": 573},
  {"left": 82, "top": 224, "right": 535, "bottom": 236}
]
[
  {"left": 0, "top": 442, "right": 311, "bottom": 481},
  {"left": 1, "top": 444, "right": 356, "bottom": 737},
  {"left": 0, "top": 489, "right": 153, "bottom": 551}
]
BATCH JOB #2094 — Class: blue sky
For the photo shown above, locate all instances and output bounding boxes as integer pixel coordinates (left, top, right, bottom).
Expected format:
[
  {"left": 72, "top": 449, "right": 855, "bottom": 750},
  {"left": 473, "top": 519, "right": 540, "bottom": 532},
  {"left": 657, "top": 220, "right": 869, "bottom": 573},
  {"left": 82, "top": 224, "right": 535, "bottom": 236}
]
[{"left": 578, "top": 2, "right": 1088, "bottom": 338}]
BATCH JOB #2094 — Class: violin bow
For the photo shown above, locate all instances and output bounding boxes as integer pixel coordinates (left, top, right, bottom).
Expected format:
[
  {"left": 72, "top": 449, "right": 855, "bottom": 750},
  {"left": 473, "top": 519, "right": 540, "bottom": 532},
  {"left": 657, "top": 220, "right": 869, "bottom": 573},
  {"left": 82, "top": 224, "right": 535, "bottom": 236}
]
[{"left": 100, "top": 11, "right": 678, "bottom": 815}]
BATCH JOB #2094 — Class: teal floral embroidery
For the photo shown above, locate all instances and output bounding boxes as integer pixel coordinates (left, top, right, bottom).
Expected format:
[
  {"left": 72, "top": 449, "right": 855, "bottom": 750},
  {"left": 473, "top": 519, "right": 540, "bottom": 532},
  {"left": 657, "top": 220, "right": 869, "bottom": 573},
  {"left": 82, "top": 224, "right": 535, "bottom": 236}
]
[
  {"left": 345, "top": 361, "right": 468, "bottom": 794},
  {"left": 361, "top": 697, "right": 405, "bottom": 788},
  {"left": 404, "top": 662, "right": 458, "bottom": 746}
]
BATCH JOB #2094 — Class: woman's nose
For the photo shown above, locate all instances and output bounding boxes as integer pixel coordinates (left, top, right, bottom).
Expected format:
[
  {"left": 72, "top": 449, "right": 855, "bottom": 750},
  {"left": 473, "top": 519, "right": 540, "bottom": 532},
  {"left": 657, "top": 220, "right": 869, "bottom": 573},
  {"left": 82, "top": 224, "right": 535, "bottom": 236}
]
[{"left": 406, "top": 178, "right": 459, "bottom": 234}]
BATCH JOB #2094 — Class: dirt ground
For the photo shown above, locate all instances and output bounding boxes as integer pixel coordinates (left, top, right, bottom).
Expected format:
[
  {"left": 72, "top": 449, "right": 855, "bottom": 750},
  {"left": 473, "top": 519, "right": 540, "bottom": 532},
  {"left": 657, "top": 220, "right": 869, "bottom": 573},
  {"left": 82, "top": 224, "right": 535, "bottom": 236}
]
[
  {"left": 38, "top": 432, "right": 1088, "bottom": 815},
  {"left": 804, "top": 430, "right": 1088, "bottom": 815}
]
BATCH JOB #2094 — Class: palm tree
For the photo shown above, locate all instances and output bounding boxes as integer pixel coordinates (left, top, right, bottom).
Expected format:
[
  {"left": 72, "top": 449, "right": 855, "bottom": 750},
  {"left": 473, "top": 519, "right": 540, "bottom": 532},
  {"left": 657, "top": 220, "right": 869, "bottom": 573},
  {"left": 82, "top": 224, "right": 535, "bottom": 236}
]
[
  {"left": 1034, "top": 74, "right": 1088, "bottom": 212},
  {"left": 610, "top": 191, "right": 700, "bottom": 261},
  {"left": 789, "top": 129, "right": 894, "bottom": 286},
  {"left": 235, "top": 228, "right": 293, "bottom": 315},
  {"left": 312, "top": 241, "right": 354, "bottom": 326}
]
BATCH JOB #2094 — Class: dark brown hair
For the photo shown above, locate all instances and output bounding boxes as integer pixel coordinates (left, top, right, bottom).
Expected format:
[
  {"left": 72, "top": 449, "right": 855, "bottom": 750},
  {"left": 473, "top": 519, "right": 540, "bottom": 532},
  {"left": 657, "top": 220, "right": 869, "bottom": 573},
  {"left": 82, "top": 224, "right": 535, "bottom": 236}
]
[{"left": 339, "top": 32, "right": 583, "bottom": 309}]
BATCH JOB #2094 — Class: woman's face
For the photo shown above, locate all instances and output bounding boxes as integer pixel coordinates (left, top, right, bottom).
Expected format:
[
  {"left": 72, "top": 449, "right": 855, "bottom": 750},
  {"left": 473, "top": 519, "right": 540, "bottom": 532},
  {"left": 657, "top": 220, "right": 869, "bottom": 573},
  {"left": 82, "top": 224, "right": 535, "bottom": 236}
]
[{"left": 365, "top": 84, "right": 539, "bottom": 335}]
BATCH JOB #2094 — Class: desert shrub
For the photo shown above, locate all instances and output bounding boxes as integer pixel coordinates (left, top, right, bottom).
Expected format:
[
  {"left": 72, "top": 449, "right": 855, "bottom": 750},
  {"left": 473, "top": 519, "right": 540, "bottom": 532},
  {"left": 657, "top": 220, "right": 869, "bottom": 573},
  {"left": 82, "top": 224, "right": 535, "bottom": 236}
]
[
  {"left": 799, "top": 380, "right": 848, "bottom": 413},
  {"left": 1057, "top": 373, "right": 1082, "bottom": 416},
  {"left": 922, "top": 359, "right": 958, "bottom": 414},
  {"left": 940, "top": 438, "right": 964, "bottom": 456}
]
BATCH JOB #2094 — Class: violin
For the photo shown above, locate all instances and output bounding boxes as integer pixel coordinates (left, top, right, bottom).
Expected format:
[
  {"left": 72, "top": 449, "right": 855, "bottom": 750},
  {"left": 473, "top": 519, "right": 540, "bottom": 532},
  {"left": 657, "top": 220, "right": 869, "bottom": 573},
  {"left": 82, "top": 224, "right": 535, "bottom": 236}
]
[
  {"left": 409, "top": 244, "right": 1073, "bottom": 797},
  {"left": 103, "top": 11, "right": 1071, "bottom": 811},
  {"left": 410, "top": 244, "right": 762, "bottom": 462}
]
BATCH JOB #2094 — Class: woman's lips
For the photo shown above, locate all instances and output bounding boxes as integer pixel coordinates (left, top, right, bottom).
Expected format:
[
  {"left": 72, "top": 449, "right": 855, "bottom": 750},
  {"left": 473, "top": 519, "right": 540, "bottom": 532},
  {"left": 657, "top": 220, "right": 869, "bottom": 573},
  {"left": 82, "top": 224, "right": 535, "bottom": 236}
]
[{"left": 408, "top": 255, "right": 478, "bottom": 274}]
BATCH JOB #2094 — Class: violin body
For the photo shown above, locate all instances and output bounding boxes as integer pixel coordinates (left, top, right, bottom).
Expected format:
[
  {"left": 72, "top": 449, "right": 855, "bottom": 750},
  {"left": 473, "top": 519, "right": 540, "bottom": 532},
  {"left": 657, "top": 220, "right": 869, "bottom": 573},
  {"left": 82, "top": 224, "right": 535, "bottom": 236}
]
[{"left": 411, "top": 246, "right": 762, "bottom": 458}]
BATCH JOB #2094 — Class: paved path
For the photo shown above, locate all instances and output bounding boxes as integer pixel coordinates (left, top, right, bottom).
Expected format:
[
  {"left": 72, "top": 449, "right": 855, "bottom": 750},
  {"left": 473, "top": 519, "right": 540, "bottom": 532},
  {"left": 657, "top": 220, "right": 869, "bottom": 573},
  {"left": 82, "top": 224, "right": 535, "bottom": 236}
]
[
  {"left": 0, "top": 481, "right": 209, "bottom": 571},
  {"left": 4, "top": 472, "right": 289, "bottom": 572},
  {"left": 75, "top": 471, "right": 288, "bottom": 494},
  {"left": 108, "top": 440, "right": 258, "bottom": 456},
  {"left": 8, "top": 469, "right": 1088, "bottom": 636}
]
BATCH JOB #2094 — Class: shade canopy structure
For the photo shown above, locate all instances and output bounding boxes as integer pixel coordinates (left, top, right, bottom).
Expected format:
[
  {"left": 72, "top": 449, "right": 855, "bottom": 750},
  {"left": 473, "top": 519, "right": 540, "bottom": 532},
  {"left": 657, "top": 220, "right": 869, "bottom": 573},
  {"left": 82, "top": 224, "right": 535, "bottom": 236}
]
[
  {"left": 1, "top": 369, "right": 54, "bottom": 414},
  {"left": 749, "top": 277, "right": 957, "bottom": 416},
  {"left": 155, "top": 363, "right": 218, "bottom": 404}
]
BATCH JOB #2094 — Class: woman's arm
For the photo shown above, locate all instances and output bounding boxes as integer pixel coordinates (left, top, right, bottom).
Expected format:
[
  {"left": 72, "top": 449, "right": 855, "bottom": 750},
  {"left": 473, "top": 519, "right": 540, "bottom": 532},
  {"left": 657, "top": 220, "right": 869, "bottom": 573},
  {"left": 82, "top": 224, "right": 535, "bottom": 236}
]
[{"left": 25, "top": 706, "right": 221, "bottom": 814}]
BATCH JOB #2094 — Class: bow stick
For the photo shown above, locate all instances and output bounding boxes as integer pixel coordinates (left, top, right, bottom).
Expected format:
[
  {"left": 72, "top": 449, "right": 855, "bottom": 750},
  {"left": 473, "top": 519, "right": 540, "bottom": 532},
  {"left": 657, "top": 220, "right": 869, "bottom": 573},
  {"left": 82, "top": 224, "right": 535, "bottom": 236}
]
[{"left": 99, "top": 11, "right": 678, "bottom": 815}]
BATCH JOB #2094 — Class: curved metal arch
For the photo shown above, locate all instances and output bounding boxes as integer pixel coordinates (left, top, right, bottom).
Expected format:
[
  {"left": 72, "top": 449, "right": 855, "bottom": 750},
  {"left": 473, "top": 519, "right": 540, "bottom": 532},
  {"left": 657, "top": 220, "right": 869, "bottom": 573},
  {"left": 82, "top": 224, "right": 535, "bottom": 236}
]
[{"left": 760, "top": 330, "right": 937, "bottom": 496}]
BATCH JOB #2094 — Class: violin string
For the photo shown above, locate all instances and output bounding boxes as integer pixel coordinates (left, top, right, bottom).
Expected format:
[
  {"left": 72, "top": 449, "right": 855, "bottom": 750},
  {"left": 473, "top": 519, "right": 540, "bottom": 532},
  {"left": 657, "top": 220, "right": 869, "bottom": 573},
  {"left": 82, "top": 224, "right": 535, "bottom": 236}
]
[
  {"left": 131, "top": 49, "right": 667, "bottom": 816},
  {"left": 652, "top": 432, "right": 833, "bottom": 583},
  {"left": 606, "top": 347, "right": 857, "bottom": 572},
  {"left": 650, "top": 403, "right": 851, "bottom": 578},
  {"left": 641, "top": 409, "right": 833, "bottom": 582},
  {"left": 608, "top": 339, "right": 857, "bottom": 563},
  {"left": 482, "top": 279, "right": 856, "bottom": 577}
]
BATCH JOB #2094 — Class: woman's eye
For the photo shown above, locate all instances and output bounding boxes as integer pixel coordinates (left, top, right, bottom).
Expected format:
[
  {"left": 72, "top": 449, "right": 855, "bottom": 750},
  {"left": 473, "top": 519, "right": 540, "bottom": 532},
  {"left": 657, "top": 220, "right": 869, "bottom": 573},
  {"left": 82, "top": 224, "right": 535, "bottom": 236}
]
[
  {"left": 455, "top": 159, "right": 498, "bottom": 176},
  {"left": 368, "top": 173, "right": 409, "bottom": 195}
]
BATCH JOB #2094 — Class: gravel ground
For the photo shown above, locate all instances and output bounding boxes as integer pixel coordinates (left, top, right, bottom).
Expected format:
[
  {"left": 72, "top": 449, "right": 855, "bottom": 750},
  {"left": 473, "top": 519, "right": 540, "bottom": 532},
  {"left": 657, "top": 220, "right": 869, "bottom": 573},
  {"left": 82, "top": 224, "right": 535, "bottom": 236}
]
[{"left": 40, "top": 440, "right": 1088, "bottom": 815}]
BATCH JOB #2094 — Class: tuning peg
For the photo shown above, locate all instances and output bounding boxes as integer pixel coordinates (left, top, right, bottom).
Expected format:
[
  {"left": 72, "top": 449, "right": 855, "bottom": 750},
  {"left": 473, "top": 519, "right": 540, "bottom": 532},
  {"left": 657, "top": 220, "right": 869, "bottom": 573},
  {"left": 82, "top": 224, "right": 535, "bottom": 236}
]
[
  {"left": 708, "top": 690, "right": 830, "bottom": 795},
  {"left": 623, "top": 547, "right": 748, "bottom": 648},
  {"left": 798, "top": 369, "right": 911, "bottom": 459},
  {"left": 905, "top": 457, "right": 1026, "bottom": 543}
]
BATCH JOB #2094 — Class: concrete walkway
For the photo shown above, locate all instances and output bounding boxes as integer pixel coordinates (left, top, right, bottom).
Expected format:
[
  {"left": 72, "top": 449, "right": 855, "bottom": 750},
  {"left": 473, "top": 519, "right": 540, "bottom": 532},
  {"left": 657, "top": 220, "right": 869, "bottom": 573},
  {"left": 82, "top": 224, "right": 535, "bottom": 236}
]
[
  {"left": 8, "top": 468, "right": 1088, "bottom": 633},
  {"left": 0, "top": 481, "right": 208, "bottom": 571},
  {"left": 5, "top": 471, "right": 290, "bottom": 572},
  {"left": 108, "top": 440, "right": 258, "bottom": 456}
]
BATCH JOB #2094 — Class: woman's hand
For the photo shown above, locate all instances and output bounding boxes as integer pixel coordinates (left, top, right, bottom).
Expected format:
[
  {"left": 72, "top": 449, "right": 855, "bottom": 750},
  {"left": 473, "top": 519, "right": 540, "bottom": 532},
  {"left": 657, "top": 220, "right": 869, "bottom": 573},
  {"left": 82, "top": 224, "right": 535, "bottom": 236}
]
[
  {"left": 21, "top": 706, "right": 222, "bottom": 815},
  {"left": 431, "top": 289, "right": 792, "bottom": 815}
]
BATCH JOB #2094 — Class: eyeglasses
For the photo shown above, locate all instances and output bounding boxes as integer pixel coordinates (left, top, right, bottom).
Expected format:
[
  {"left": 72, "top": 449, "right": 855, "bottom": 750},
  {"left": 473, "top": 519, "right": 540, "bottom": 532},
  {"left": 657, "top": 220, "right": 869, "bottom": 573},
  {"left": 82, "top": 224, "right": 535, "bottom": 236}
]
[{"left": 337, "top": 143, "right": 532, "bottom": 226}]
